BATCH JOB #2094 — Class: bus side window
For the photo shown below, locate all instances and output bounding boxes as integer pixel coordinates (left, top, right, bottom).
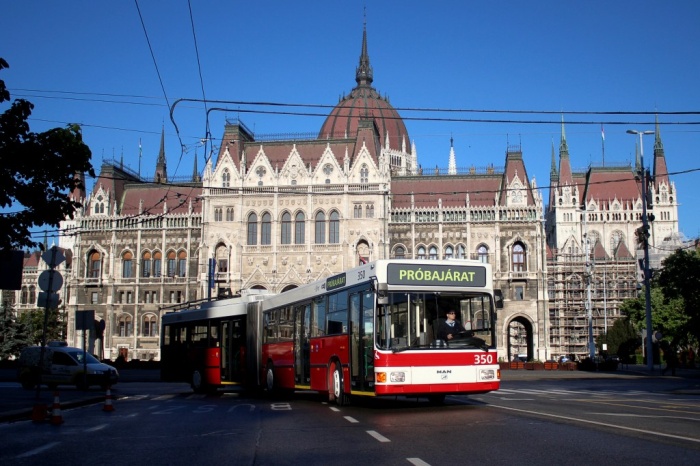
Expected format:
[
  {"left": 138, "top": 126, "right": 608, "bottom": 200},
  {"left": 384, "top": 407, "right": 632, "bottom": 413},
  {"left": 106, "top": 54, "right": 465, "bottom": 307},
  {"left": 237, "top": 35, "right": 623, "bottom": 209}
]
[{"left": 312, "top": 297, "right": 326, "bottom": 337}]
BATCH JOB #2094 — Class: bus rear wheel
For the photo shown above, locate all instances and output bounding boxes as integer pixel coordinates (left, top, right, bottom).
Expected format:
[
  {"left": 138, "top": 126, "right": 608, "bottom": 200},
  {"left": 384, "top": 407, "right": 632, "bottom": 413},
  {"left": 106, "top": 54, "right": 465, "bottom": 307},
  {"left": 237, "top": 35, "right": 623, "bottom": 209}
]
[
  {"left": 265, "top": 363, "right": 275, "bottom": 394},
  {"left": 191, "top": 369, "right": 205, "bottom": 393},
  {"left": 330, "top": 362, "right": 347, "bottom": 406}
]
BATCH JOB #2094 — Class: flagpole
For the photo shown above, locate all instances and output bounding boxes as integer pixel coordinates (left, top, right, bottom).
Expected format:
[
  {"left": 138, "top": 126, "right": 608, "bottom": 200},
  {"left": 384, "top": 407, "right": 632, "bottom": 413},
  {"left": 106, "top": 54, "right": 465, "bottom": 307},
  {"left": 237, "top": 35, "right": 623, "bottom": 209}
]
[
  {"left": 601, "top": 124, "right": 605, "bottom": 166},
  {"left": 138, "top": 138, "right": 142, "bottom": 179}
]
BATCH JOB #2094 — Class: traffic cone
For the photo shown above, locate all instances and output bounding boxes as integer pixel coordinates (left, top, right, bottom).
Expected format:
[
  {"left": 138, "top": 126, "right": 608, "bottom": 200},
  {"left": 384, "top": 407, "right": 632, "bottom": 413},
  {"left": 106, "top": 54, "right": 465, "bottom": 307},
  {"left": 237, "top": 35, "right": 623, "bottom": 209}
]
[
  {"left": 102, "top": 385, "right": 115, "bottom": 412},
  {"left": 49, "top": 391, "right": 64, "bottom": 425}
]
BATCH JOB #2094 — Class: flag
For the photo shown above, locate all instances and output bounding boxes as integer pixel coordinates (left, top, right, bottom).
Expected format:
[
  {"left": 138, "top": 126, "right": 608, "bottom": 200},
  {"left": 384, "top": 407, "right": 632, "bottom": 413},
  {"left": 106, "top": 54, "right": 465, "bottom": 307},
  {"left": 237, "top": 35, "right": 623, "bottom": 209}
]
[
  {"left": 359, "top": 256, "right": 367, "bottom": 265},
  {"left": 601, "top": 124, "right": 605, "bottom": 141}
]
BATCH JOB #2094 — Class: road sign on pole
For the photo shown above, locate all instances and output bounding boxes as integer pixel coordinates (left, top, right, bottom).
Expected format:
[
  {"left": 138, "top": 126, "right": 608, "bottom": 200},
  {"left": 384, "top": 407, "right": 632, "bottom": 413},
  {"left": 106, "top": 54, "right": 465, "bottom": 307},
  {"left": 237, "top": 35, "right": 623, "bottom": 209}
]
[
  {"left": 42, "top": 246, "right": 66, "bottom": 268},
  {"left": 38, "top": 269, "right": 63, "bottom": 292}
]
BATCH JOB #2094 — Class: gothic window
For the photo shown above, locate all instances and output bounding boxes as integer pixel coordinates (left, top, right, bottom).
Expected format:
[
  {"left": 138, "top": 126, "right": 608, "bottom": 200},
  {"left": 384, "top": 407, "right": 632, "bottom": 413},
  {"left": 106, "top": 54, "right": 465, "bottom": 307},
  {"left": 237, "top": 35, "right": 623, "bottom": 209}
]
[
  {"left": 281, "top": 212, "right": 292, "bottom": 244},
  {"left": 142, "top": 251, "right": 151, "bottom": 277},
  {"left": 329, "top": 211, "right": 340, "bottom": 244},
  {"left": 165, "top": 251, "right": 176, "bottom": 277},
  {"left": 323, "top": 164, "right": 333, "bottom": 175},
  {"left": 477, "top": 245, "right": 489, "bottom": 263},
  {"left": 247, "top": 212, "right": 258, "bottom": 245},
  {"left": 360, "top": 164, "right": 369, "bottom": 184},
  {"left": 457, "top": 244, "right": 466, "bottom": 259},
  {"left": 394, "top": 246, "right": 405, "bottom": 259},
  {"left": 512, "top": 243, "right": 526, "bottom": 272},
  {"left": 295, "top": 212, "right": 305, "bottom": 244},
  {"left": 153, "top": 251, "right": 162, "bottom": 277},
  {"left": 29, "top": 286, "right": 36, "bottom": 305},
  {"left": 222, "top": 169, "right": 230, "bottom": 188},
  {"left": 21, "top": 286, "right": 28, "bottom": 304},
  {"left": 142, "top": 315, "right": 157, "bottom": 337},
  {"left": 611, "top": 231, "right": 624, "bottom": 251},
  {"left": 366, "top": 204, "right": 374, "bottom": 218},
  {"left": 226, "top": 207, "right": 234, "bottom": 221},
  {"left": 429, "top": 246, "right": 438, "bottom": 260},
  {"left": 354, "top": 205, "right": 362, "bottom": 218},
  {"left": 88, "top": 251, "right": 101, "bottom": 279},
  {"left": 445, "top": 246, "right": 454, "bottom": 259},
  {"left": 315, "top": 211, "right": 326, "bottom": 244},
  {"left": 417, "top": 246, "right": 426, "bottom": 260},
  {"left": 261, "top": 212, "right": 272, "bottom": 245},
  {"left": 216, "top": 244, "right": 228, "bottom": 273},
  {"left": 214, "top": 208, "right": 222, "bottom": 222},
  {"left": 122, "top": 251, "right": 133, "bottom": 278},
  {"left": 178, "top": 251, "right": 187, "bottom": 277},
  {"left": 118, "top": 314, "right": 132, "bottom": 337}
]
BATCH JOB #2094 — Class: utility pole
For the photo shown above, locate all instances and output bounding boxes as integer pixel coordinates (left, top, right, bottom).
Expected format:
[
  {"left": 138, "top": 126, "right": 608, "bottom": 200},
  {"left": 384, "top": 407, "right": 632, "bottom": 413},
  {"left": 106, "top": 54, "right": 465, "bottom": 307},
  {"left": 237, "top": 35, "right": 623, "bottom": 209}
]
[{"left": 627, "top": 129, "right": 655, "bottom": 372}]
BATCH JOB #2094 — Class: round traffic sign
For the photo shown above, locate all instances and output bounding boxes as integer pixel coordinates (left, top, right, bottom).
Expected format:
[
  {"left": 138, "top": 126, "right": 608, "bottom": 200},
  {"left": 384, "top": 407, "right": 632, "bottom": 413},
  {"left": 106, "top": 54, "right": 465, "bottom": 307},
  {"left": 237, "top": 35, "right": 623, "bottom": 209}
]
[{"left": 38, "top": 269, "right": 63, "bottom": 292}]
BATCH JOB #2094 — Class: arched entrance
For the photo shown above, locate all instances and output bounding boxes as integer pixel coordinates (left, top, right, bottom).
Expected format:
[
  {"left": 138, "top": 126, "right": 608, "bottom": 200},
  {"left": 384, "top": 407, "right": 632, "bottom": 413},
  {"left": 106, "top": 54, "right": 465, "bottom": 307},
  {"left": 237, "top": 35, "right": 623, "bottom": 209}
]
[{"left": 507, "top": 316, "right": 535, "bottom": 362}]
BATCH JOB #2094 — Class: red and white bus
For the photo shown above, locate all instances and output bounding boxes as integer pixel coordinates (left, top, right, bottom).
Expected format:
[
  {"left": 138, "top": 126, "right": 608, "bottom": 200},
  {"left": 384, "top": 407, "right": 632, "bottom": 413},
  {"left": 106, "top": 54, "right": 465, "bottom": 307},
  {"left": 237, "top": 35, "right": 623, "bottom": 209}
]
[
  {"left": 258, "top": 259, "right": 501, "bottom": 404},
  {"left": 160, "top": 290, "right": 268, "bottom": 392},
  {"left": 161, "top": 259, "right": 502, "bottom": 403}
]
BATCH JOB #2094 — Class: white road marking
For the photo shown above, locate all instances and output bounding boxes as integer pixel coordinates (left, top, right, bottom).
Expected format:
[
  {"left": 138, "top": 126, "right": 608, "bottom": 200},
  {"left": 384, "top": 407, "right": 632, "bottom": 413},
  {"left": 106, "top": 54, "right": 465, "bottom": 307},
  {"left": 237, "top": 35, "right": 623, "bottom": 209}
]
[
  {"left": 16, "top": 441, "right": 60, "bottom": 458},
  {"left": 407, "top": 458, "right": 431, "bottom": 466},
  {"left": 329, "top": 406, "right": 340, "bottom": 412},
  {"left": 344, "top": 416, "right": 359, "bottom": 423},
  {"left": 367, "top": 430, "right": 391, "bottom": 442},
  {"left": 85, "top": 424, "right": 108, "bottom": 432},
  {"left": 490, "top": 404, "right": 700, "bottom": 444}
]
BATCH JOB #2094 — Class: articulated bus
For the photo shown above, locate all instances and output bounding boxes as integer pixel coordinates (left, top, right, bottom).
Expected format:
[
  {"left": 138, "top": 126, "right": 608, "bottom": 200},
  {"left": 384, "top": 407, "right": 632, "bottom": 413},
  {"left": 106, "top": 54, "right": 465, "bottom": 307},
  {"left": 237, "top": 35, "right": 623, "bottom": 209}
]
[
  {"left": 259, "top": 259, "right": 502, "bottom": 404},
  {"left": 160, "top": 259, "right": 502, "bottom": 403},
  {"left": 160, "top": 289, "right": 268, "bottom": 392}
]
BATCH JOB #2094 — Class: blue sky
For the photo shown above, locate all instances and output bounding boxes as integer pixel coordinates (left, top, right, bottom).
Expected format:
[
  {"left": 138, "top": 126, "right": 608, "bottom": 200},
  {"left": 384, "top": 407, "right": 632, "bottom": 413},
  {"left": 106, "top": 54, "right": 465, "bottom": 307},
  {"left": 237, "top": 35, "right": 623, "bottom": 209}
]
[{"left": 2, "top": 1, "right": 699, "bottom": 243}]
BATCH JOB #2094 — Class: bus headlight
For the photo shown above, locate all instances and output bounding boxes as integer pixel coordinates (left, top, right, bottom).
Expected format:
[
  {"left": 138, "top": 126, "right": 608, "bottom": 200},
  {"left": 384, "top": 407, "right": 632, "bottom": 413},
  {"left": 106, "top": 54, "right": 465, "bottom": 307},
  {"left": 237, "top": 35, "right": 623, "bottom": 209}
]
[
  {"left": 479, "top": 369, "right": 496, "bottom": 381},
  {"left": 390, "top": 372, "right": 405, "bottom": 383}
]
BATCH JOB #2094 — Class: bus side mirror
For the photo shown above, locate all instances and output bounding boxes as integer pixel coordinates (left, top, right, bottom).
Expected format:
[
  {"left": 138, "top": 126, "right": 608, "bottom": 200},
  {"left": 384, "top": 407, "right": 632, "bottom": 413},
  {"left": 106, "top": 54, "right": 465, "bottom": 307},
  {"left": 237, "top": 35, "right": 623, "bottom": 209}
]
[{"left": 494, "top": 290, "right": 504, "bottom": 309}]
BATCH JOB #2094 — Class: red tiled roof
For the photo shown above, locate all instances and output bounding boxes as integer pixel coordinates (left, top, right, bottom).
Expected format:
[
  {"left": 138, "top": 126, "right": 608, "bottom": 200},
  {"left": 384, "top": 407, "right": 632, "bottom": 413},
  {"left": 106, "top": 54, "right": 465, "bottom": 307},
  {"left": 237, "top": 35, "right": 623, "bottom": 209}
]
[
  {"left": 391, "top": 176, "right": 502, "bottom": 209},
  {"left": 119, "top": 184, "right": 202, "bottom": 216}
]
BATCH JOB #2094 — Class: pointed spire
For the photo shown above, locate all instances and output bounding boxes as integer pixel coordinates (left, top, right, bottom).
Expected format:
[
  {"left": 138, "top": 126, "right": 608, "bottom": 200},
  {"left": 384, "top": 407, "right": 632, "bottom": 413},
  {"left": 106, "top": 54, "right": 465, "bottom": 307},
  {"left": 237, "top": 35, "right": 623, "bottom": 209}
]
[
  {"left": 550, "top": 140, "right": 558, "bottom": 180},
  {"left": 559, "top": 114, "right": 569, "bottom": 157},
  {"left": 154, "top": 126, "right": 168, "bottom": 183},
  {"left": 448, "top": 135, "right": 456, "bottom": 175},
  {"left": 355, "top": 18, "right": 373, "bottom": 86},
  {"left": 192, "top": 151, "right": 200, "bottom": 182},
  {"left": 653, "top": 114, "right": 669, "bottom": 185}
]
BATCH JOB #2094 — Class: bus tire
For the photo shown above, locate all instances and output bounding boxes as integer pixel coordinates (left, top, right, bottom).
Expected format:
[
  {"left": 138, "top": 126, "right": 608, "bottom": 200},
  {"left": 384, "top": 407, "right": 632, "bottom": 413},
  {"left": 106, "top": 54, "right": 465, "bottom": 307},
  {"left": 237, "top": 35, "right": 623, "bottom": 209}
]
[
  {"left": 330, "top": 362, "right": 347, "bottom": 406},
  {"left": 191, "top": 369, "right": 205, "bottom": 393},
  {"left": 264, "top": 363, "right": 276, "bottom": 395}
]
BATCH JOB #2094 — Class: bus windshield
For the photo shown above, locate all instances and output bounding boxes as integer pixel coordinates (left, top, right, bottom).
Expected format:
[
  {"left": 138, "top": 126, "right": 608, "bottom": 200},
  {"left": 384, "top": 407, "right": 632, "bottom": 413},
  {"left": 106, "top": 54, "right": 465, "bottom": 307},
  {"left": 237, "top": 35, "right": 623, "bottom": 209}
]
[{"left": 376, "top": 292, "right": 495, "bottom": 351}]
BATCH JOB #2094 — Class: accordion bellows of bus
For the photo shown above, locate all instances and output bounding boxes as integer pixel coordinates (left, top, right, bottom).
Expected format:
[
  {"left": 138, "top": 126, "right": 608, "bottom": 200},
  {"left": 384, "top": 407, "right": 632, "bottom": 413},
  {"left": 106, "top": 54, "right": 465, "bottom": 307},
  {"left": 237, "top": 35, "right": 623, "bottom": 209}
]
[{"left": 161, "top": 259, "right": 502, "bottom": 404}]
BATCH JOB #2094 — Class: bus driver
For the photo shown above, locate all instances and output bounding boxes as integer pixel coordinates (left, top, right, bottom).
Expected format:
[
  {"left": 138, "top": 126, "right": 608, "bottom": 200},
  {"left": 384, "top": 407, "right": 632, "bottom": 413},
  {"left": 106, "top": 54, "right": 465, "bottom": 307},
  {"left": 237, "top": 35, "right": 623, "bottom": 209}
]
[{"left": 437, "top": 310, "right": 465, "bottom": 341}]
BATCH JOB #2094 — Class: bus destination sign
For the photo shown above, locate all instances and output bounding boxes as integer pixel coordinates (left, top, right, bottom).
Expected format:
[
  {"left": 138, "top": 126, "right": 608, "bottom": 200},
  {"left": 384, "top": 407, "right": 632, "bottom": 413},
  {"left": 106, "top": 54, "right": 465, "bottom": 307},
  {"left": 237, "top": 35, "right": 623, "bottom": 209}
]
[
  {"left": 387, "top": 263, "right": 486, "bottom": 288},
  {"left": 326, "top": 273, "right": 347, "bottom": 291}
]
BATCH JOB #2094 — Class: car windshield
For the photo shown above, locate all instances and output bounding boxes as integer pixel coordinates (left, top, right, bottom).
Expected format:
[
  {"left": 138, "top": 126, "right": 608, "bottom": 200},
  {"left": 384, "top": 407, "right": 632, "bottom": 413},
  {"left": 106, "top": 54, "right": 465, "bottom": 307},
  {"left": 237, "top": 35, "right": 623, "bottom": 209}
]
[
  {"left": 376, "top": 291, "right": 496, "bottom": 351},
  {"left": 67, "top": 350, "right": 101, "bottom": 364}
]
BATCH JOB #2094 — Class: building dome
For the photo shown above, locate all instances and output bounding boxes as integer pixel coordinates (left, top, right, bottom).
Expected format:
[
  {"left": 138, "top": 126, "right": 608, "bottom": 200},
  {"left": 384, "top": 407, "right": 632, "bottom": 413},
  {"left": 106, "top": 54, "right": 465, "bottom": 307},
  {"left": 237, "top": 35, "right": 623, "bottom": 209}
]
[{"left": 318, "top": 26, "right": 411, "bottom": 154}]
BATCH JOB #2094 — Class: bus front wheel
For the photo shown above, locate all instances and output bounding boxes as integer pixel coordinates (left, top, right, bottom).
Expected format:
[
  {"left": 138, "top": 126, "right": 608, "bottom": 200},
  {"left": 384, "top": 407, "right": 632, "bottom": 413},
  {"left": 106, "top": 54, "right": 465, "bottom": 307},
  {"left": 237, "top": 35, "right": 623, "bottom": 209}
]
[{"left": 330, "top": 362, "right": 347, "bottom": 406}]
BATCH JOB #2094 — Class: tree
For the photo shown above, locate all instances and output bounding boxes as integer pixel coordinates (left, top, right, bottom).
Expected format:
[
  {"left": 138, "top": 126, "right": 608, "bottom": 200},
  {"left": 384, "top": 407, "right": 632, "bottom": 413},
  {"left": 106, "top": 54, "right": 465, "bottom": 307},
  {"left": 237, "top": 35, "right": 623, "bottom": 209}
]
[
  {"left": 621, "top": 285, "right": 687, "bottom": 344},
  {"left": 17, "top": 308, "right": 65, "bottom": 346},
  {"left": 0, "top": 302, "right": 31, "bottom": 360},
  {"left": 657, "top": 248, "right": 700, "bottom": 346},
  {"left": 0, "top": 58, "right": 94, "bottom": 251},
  {"left": 596, "top": 317, "right": 639, "bottom": 360}
]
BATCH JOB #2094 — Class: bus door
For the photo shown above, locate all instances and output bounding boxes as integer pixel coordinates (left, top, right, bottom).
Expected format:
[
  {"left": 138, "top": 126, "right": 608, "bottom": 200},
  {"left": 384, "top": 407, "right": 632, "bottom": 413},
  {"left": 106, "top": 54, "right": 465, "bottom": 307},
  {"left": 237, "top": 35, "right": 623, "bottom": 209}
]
[
  {"left": 221, "top": 318, "right": 246, "bottom": 383},
  {"left": 350, "top": 289, "right": 375, "bottom": 392},
  {"left": 294, "top": 303, "right": 311, "bottom": 385}
]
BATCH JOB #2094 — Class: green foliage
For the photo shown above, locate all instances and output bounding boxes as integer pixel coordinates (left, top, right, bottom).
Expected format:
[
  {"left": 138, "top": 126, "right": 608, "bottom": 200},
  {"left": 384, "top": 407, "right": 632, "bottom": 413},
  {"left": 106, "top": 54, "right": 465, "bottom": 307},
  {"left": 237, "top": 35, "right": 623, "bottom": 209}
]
[
  {"left": 0, "top": 58, "right": 94, "bottom": 251},
  {"left": 597, "top": 317, "right": 639, "bottom": 358},
  {"left": 657, "top": 248, "right": 700, "bottom": 346},
  {"left": 16, "top": 308, "right": 65, "bottom": 346},
  {"left": 0, "top": 303, "right": 32, "bottom": 360},
  {"left": 620, "top": 285, "right": 687, "bottom": 343}
]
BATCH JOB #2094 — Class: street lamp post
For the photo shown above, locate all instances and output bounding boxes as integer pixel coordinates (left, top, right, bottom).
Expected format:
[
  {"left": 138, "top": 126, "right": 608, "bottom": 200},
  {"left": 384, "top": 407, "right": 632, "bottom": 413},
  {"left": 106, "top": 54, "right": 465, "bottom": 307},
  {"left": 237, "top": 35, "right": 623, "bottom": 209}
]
[{"left": 627, "top": 129, "right": 655, "bottom": 372}]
